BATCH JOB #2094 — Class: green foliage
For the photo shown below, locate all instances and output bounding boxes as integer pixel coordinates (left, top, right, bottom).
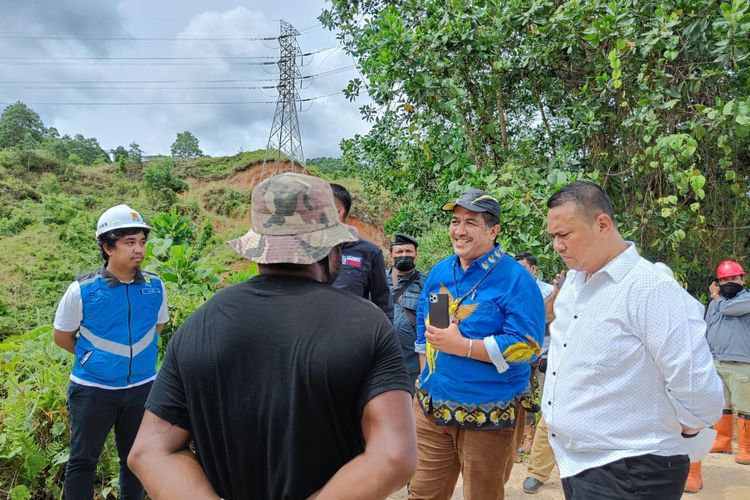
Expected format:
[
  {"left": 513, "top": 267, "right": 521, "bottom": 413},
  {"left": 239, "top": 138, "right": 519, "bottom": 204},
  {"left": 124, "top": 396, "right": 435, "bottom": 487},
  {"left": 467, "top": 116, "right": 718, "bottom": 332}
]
[
  {"left": 202, "top": 186, "right": 249, "bottom": 216},
  {"left": 0, "top": 102, "right": 45, "bottom": 150},
  {"left": 42, "top": 132, "right": 110, "bottom": 165},
  {"left": 143, "top": 158, "right": 187, "bottom": 193},
  {"left": 128, "top": 142, "right": 144, "bottom": 164},
  {"left": 413, "top": 221, "right": 453, "bottom": 273},
  {"left": 306, "top": 157, "right": 350, "bottom": 178},
  {"left": 384, "top": 200, "right": 437, "bottom": 238},
  {"left": 171, "top": 130, "right": 203, "bottom": 159},
  {"left": 0, "top": 326, "right": 122, "bottom": 497},
  {"left": 144, "top": 220, "right": 226, "bottom": 338},
  {"left": 179, "top": 149, "right": 274, "bottom": 179},
  {"left": 0, "top": 148, "right": 69, "bottom": 176},
  {"left": 110, "top": 146, "right": 129, "bottom": 164},
  {"left": 149, "top": 209, "right": 195, "bottom": 245},
  {"left": 324, "top": 0, "right": 750, "bottom": 290}
]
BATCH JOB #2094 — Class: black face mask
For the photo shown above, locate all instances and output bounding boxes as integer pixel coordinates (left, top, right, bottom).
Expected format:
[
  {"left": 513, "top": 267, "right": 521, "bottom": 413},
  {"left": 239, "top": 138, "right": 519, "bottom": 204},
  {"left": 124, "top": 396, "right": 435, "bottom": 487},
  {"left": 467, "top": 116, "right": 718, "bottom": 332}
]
[
  {"left": 719, "top": 282, "right": 744, "bottom": 299},
  {"left": 394, "top": 256, "right": 416, "bottom": 272}
]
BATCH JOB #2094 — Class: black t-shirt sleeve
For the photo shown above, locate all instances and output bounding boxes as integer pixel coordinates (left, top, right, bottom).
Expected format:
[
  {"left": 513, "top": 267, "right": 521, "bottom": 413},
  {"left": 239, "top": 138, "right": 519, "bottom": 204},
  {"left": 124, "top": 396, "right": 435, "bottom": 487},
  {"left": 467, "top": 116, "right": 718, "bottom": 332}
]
[
  {"left": 145, "top": 334, "right": 191, "bottom": 431},
  {"left": 358, "top": 322, "right": 414, "bottom": 414}
]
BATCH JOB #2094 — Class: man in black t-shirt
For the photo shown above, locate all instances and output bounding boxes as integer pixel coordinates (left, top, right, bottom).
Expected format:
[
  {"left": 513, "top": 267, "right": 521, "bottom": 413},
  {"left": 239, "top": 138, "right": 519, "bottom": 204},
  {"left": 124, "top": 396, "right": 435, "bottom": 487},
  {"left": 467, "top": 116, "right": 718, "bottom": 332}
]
[{"left": 128, "top": 173, "right": 416, "bottom": 499}]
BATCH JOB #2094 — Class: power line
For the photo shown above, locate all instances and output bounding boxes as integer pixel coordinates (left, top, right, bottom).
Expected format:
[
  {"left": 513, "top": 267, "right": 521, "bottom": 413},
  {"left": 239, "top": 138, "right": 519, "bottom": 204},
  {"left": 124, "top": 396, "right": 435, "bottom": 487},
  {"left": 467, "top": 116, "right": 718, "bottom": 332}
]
[
  {"left": 0, "top": 85, "right": 277, "bottom": 90},
  {"left": 1, "top": 91, "right": 342, "bottom": 106},
  {"left": 0, "top": 45, "right": 337, "bottom": 62},
  {"left": 0, "top": 34, "right": 279, "bottom": 41},
  {"left": 0, "top": 60, "right": 279, "bottom": 66},
  {"left": 0, "top": 65, "right": 356, "bottom": 87},
  {"left": 0, "top": 46, "right": 339, "bottom": 67},
  {"left": 0, "top": 55, "right": 278, "bottom": 61},
  {"left": 0, "top": 28, "right": 325, "bottom": 42}
]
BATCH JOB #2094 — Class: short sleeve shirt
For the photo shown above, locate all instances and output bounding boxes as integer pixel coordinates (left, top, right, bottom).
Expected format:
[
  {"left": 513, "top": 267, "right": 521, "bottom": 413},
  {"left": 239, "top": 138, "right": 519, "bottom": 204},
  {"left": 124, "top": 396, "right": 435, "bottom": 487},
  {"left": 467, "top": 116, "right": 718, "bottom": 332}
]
[
  {"left": 146, "top": 275, "right": 412, "bottom": 499},
  {"left": 54, "top": 279, "right": 169, "bottom": 331}
]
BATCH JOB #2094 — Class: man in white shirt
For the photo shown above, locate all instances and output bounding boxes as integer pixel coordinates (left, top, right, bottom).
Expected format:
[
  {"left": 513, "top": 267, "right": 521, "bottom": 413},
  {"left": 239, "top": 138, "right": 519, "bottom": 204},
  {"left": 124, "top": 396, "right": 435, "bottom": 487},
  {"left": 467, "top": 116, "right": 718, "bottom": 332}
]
[
  {"left": 543, "top": 181, "right": 723, "bottom": 499},
  {"left": 515, "top": 252, "right": 555, "bottom": 300}
]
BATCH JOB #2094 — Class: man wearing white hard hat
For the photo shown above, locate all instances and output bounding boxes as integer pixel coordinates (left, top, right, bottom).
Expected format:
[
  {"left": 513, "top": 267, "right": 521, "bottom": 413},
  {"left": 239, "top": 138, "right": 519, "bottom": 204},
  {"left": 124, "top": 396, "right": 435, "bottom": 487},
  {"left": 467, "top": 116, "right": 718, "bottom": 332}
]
[{"left": 52, "top": 204, "right": 168, "bottom": 499}]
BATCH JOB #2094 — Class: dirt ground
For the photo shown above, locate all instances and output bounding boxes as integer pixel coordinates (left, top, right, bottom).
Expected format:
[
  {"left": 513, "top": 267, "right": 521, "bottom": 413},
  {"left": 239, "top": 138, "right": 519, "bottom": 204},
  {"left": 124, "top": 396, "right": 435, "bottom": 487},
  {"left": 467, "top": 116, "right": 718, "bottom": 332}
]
[{"left": 390, "top": 441, "right": 750, "bottom": 499}]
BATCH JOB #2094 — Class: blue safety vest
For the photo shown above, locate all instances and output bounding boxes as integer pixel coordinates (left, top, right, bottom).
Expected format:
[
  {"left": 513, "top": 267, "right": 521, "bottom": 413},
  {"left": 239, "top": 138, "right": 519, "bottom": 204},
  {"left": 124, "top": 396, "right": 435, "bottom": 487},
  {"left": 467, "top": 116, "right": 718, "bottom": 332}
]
[{"left": 71, "top": 267, "right": 164, "bottom": 388}]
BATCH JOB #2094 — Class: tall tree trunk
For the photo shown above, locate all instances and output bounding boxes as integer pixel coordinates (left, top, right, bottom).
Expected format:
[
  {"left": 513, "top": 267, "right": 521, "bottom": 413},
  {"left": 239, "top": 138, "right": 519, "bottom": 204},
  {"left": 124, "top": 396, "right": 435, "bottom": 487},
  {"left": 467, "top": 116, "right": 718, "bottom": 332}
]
[{"left": 534, "top": 81, "right": 556, "bottom": 155}]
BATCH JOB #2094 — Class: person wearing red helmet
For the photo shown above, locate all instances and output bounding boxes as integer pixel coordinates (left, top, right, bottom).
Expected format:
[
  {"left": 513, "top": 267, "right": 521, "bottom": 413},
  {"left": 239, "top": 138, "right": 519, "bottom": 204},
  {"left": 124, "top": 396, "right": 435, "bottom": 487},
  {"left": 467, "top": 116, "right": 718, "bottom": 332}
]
[{"left": 706, "top": 259, "right": 750, "bottom": 466}]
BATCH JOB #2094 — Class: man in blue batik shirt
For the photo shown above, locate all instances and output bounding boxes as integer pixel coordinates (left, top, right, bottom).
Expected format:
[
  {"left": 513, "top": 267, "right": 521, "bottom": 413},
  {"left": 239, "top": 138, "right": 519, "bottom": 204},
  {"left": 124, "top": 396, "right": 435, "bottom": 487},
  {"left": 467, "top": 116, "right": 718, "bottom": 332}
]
[{"left": 410, "top": 188, "right": 545, "bottom": 500}]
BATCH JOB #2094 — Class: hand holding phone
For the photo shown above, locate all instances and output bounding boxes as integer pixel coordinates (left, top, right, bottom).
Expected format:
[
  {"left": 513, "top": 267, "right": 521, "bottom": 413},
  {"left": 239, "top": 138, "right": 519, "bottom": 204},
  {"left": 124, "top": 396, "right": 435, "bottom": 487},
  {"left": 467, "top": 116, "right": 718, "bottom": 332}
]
[{"left": 429, "top": 293, "right": 450, "bottom": 328}]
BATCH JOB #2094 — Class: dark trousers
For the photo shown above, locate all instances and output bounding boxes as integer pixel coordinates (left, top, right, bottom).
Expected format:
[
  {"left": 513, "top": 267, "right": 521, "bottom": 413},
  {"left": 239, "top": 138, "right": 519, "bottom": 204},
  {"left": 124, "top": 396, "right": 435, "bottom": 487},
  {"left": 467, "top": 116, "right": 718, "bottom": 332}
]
[
  {"left": 64, "top": 381, "right": 152, "bottom": 500},
  {"left": 561, "top": 453, "right": 689, "bottom": 500}
]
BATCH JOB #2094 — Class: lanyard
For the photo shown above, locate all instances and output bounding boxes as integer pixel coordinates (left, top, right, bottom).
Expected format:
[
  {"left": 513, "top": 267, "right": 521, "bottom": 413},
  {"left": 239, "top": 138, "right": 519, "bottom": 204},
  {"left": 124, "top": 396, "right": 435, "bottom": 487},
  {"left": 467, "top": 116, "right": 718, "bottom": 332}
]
[{"left": 450, "top": 251, "right": 502, "bottom": 318}]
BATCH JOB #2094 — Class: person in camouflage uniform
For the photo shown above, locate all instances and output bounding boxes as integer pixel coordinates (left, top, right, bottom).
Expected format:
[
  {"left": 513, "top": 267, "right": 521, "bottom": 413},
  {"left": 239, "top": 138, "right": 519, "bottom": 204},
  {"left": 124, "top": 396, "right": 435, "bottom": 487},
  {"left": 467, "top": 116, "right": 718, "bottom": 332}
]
[{"left": 129, "top": 173, "right": 417, "bottom": 499}]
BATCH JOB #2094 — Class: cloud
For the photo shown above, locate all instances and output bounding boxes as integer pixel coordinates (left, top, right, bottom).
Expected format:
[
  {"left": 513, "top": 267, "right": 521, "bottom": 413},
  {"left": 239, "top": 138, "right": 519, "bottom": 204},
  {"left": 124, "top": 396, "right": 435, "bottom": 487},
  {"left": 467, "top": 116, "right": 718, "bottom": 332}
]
[{"left": 0, "top": 1, "right": 370, "bottom": 158}]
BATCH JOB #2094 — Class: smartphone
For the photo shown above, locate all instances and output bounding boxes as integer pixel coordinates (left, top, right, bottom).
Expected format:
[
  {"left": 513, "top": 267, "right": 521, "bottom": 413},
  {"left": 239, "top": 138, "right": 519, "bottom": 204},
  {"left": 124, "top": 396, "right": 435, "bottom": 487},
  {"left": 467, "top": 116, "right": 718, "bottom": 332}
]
[{"left": 428, "top": 293, "right": 450, "bottom": 328}]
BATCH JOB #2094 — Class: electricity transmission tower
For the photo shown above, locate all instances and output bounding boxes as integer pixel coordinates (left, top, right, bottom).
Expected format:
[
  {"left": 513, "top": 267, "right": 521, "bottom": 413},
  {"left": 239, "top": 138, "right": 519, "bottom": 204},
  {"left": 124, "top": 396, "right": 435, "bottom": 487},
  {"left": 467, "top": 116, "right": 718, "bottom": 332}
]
[{"left": 263, "top": 20, "right": 305, "bottom": 172}]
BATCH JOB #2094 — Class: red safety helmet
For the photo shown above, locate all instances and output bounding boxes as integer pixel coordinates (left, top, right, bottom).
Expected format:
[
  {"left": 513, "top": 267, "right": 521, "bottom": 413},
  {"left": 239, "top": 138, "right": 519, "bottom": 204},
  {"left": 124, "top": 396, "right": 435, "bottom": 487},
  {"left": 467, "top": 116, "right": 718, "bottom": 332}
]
[{"left": 716, "top": 260, "right": 745, "bottom": 279}]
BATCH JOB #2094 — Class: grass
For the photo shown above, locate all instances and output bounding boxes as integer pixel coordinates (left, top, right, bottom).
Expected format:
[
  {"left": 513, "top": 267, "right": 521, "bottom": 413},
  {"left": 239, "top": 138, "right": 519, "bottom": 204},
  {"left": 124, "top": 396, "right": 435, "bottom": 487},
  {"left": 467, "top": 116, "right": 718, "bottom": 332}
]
[{"left": 177, "top": 150, "right": 288, "bottom": 180}]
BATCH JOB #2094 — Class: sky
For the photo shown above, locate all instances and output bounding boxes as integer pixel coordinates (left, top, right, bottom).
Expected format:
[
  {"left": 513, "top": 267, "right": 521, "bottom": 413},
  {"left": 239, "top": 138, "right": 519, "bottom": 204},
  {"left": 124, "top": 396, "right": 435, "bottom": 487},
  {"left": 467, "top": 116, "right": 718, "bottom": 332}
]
[{"left": 0, "top": 0, "right": 370, "bottom": 159}]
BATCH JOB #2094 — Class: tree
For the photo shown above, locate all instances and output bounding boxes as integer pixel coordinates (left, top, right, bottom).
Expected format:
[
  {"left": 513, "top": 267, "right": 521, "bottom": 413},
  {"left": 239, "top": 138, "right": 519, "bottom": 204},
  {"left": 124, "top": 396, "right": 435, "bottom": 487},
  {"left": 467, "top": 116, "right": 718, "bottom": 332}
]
[
  {"left": 128, "top": 142, "right": 144, "bottom": 163},
  {"left": 0, "top": 101, "right": 46, "bottom": 149},
  {"left": 110, "top": 146, "right": 129, "bottom": 163},
  {"left": 323, "top": 0, "right": 750, "bottom": 293},
  {"left": 170, "top": 131, "right": 203, "bottom": 159}
]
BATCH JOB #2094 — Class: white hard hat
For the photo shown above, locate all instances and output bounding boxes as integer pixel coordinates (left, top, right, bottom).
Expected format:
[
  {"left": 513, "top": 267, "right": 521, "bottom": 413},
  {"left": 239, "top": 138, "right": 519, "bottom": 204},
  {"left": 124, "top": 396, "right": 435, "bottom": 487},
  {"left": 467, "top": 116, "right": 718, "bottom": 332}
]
[
  {"left": 653, "top": 262, "right": 675, "bottom": 280},
  {"left": 96, "top": 204, "right": 150, "bottom": 237}
]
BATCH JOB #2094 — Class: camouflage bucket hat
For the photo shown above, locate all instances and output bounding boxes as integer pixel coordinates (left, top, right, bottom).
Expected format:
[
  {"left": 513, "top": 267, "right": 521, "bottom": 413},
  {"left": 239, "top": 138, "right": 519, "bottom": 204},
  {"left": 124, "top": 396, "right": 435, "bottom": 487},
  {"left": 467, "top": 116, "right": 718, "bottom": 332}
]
[{"left": 228, "top": 173, "right": 358, "bottom": 264}]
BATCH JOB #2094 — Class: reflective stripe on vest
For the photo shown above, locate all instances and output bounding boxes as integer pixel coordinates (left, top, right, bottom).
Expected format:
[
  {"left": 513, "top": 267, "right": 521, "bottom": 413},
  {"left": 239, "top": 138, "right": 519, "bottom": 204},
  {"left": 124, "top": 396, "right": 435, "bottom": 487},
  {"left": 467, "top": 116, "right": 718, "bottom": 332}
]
[{"left": 79, "top": 325, "right": 156, "bottom": 358}]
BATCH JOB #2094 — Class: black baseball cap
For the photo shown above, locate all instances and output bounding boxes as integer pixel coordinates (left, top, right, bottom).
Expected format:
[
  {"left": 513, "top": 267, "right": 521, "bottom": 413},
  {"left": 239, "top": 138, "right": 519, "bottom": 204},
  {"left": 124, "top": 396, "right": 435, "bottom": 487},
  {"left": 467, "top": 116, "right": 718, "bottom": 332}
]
[
  {"left": 441, "top": 188, "right": 500, "bottom": 219},
  {"left": 390, "top": 232, "right": 418, "bottom": 248}
]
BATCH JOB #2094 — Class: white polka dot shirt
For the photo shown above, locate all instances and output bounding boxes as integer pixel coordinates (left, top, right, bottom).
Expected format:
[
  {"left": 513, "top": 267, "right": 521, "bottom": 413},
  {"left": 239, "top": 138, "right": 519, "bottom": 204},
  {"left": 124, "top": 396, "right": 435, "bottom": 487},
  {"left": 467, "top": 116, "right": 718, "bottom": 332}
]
[{"left": 542, "top": 243, "right": 724, "bottom": 478}]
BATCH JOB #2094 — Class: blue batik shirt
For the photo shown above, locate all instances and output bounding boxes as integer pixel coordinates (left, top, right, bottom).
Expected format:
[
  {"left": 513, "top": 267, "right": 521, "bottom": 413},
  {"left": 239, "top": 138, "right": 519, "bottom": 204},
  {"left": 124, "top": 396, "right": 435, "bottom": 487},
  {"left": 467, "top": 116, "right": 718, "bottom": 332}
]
[{"left": 414, "top": 245, "right": 545, "bottom": 429}]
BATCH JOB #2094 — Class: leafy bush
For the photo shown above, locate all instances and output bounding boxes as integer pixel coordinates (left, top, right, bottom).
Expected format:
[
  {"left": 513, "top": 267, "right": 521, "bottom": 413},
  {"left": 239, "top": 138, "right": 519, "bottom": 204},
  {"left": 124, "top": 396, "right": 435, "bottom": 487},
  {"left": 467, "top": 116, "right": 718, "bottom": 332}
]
[
  {"left": 41, "top": 194, "right": 81, "bottom": 225},
  {"left": 149, "top": 209, "right": 195, "bottom": 245},
  {"left": 414, "top": 222, "right": 453, "bottom": 273},
  {"left": 0, "top": 148, "right": 68, "bottom": 176},
  {"left": 37, "top": 173, "right": 61, "bottom": 195},
  {"left": 384, "top": 200, "right": 437, "bottom": 238},
  {"left": 142, "top": 158, "right": 188, "bottom": 194},
  {"left": 202, "top": 186, "right": 248, "bottom": 216},
  {"left": 0, "top": 326, "right": 120, "bottom": 497},
  {"left": 306, "top": 157, "right": 350, "bottom": 178},
  {"left": 0, "top": 202, "right": 39, "bottom": 237}
]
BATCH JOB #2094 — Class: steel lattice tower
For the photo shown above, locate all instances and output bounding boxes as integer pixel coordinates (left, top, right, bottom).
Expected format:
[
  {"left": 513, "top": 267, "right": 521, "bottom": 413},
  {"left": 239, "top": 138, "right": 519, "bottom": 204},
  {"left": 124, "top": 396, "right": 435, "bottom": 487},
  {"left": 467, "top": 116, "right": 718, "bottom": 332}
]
[{"left": 263, "top": 20, "right": 305, "bottom": 170}]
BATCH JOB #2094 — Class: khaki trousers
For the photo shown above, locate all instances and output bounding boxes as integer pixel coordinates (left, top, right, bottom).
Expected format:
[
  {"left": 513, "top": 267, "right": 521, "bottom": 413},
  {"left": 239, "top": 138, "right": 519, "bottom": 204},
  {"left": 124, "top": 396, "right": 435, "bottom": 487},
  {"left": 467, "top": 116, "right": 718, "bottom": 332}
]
[
  {"left": 716, "top": 360, "right": 750, "bottom": 414},
  {"left": 526, "top": 416, "right": 557, "bottom": 482},
  {"left": 408, "top": 399, "right": 518, "bottom": 500}
]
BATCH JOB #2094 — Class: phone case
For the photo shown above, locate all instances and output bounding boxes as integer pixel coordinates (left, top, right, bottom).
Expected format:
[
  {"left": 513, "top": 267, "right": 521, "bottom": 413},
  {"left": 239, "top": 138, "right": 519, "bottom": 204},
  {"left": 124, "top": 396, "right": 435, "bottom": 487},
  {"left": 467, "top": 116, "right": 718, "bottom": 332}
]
[{"left": 429, "top": 293, "right": 450, "bottom": 328}]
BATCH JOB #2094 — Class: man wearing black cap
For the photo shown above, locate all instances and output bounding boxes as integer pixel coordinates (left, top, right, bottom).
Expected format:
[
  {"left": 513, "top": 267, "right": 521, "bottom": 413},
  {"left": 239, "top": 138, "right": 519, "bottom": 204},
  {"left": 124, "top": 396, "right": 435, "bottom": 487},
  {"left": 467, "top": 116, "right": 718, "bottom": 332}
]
[
  {"left": 388, "top": 233, "right": 427, "bottom": 386},
  {"left": 410, "top": 188, "right": 545, "bottom": 500}
]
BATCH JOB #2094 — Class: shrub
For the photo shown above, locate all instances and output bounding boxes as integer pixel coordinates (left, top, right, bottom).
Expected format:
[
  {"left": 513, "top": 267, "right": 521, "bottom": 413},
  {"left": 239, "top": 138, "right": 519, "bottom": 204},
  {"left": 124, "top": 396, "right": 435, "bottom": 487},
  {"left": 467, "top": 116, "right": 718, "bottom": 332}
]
[
  {"left": 37, "top": 173, "right": 61, "bottom": 195},
  {"left": 0, "top": 326, "right": 120, "bottom": 497},
  {"left": 202, "top": 186, "right": 248, "bottom": 216},
  {"left": 142, "top": 158, "right": 188, "bottom": 194}
]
